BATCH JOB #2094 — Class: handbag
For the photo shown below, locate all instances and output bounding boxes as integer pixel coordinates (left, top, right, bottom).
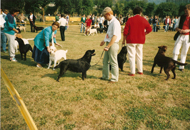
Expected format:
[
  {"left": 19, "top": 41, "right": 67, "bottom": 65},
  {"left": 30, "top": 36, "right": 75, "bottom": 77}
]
[{"left": 174, "top": 31, "right": 180, "bottom": 41}]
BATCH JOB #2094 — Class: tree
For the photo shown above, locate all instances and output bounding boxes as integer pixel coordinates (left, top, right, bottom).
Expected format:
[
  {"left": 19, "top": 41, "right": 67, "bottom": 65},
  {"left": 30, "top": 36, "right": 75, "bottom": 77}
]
[
  {"left": 94, "top": 0, "right": 113, "bottom": 15},
  {"left": 82, "top": 0, "right": 94, "bottom": 15},
  {"left": 24, "top": 0, "right": 53, "bottom": 22},
  {"left": 178, "top": 3, "right": 186, "bottom": 16},
  {"left": 1, "top": 0, "right": 25, "bottom": 12},
  {"left": 145, "top": 3, "right": 156, "bottom": 17},
  {"left": 114, "top": 2, "right": 124, "bottom": 16},
  {"left": 155, "top": 2, "right": 178, "bottom": 18}
]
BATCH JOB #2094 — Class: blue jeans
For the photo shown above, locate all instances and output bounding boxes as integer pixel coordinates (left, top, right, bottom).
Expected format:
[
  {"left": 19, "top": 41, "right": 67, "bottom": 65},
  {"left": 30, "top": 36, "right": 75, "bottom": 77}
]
[
  {"left": 165, "top": 23, "right": 169, "bottom": 32},
  {"left": 99, "top": 23, "right": 103, "bottom": 28},
  {"left": 80, "top": 23, "right": 85, "bottom": 33},
  {"left": 173, "top": 23, "right": 176, "bottom": 31},
  {"left": 1, "top": 31, "right": 7, "bottom": 51},
  {"left": 153, "top": 23, "right": 157, "bottom": 32}
]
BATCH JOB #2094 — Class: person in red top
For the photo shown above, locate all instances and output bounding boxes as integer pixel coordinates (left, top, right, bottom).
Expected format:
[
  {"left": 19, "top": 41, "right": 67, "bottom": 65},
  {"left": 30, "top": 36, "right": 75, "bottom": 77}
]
[
  {"left": 173, "top": 4, "right": 190, "bottom": 72},
  {"left": 84, "top": 15, "right": 92, "bottom": 36},
  {"left": 122, "top": 6, "right": 152, "bottom": 76},
  {"left": 165, "top": 16, "right": 171, "bottom": 32}
]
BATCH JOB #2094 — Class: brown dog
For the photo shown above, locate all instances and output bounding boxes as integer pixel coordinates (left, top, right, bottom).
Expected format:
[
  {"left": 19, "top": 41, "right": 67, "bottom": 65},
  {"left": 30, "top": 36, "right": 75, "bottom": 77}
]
[{"left": 151, "top": 46, "right": 187, "bottom": 80}]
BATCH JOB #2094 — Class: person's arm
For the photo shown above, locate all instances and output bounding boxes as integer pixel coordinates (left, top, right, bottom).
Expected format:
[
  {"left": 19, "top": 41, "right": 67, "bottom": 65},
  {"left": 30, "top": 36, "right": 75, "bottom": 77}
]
[{"left": 104, "top": 35, "right": 117, "bottom": 51}]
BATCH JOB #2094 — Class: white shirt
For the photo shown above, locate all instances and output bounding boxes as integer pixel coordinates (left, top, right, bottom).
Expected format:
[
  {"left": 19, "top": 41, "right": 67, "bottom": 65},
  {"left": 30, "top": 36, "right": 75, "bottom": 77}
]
[
  {"left": 30, "top": 14, "right": 33, "bottom": 21},
  {"left": 99, "top": 17, "right": 104, "bottom": 23},
  {"left": 58, "top": 17, "right": 67, "bottom": 26},
  {"left": 167, "top": 18, "right": 169, "bottom": 23},
  {"left": 0, "top": 14, "right": 6, "bottom": 28},
  {"left": 174, "top": 17, "right": 180, "bottom": 30},
  {"left": 104, "top": 17, "right": 121, "bottom": 42}
]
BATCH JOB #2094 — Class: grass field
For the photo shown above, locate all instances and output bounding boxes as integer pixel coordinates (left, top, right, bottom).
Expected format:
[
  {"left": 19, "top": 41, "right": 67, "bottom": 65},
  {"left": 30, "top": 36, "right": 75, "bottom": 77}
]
[{"left": 1, "top": 23, "right": 190, "bottom": 130}]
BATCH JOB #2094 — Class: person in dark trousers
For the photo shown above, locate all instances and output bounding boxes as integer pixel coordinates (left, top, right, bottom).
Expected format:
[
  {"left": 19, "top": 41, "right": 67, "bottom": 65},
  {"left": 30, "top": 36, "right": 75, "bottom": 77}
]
[
  {"left": 28, "top": 12, "right": 36, "bottom": 32},
  {"left": 58, "top": 14, "right": 67, "bottom": 41}
]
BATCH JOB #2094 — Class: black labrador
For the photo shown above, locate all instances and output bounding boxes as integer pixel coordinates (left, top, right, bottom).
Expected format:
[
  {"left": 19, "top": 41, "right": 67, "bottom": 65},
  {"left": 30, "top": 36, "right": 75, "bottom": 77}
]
[
  {"left": 56, "top": 50, "right": 95, "bottom": 81},
  {"left": 34, "top": 26, "right": 44, "bottom": 33},
  {"left": 151, "top": 46, "right": 187, "bottom": 80},
  {"left": 15, "top": 37, "right": 33, "bottom": 60},
  {"left": 117, "top": 46, "right": 127, "bottom": 71},
  {"left": 110, "top": 46, "right": 127, "bottom": 71}
]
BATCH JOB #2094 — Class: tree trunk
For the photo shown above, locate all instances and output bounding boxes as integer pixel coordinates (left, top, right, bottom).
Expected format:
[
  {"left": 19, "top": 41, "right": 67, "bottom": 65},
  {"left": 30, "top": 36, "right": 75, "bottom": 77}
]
[{"left": 42, "top": 7, "right": 45, "bottom": 22}]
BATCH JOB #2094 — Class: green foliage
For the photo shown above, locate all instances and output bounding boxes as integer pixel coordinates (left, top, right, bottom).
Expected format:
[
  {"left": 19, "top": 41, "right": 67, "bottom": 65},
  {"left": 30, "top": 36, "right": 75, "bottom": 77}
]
[
  {"left": 169, "top": 107, "right": 190, "bottom": 121},
  {"left": 64, "top": 124, "right": 76, "bottom": 129},
  {"left": 155, "top": 2, "right": 178, "bottom": 18},
  {"left": 94, "top": 0, "right": 113, "bottom": 15},
  {"left": 145, "top": 3, "right": 156, "bottom": 17},
  {"left": 1, "top": 0, "right": 187, "bottom": 17},
  {"left": 61, "top": 110, "right": 73, "bottom": 116},
  {"left": 55, "top": 118, "right": 66, "bottom": 125},
  {"left": 1, "top": 0, "right": 25, "bottom": 11},
  {"left": 125, "top": 106, "right": 171, "bottom": 129}
]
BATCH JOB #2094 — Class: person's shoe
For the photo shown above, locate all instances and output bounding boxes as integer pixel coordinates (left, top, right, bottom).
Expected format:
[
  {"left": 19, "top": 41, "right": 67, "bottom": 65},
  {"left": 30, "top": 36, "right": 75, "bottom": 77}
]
[
  {"left": 36, "top": 64, "right": 43, "bottom": 68},
  {"left": 128, "top": 73, "right": 135, "bottom": 76},
  {"left": 178, "top": 69, "right": 184, "bottom": 72},
  {"left": 108, "top": 81, "right": 115, "bottom": 84},
  {"left": 137, "top": 72, "right": 143, "bottom": 75},
  {"left": 10, "top": 57, "right": 17, "bottom": 62},
  {"left": 99, "top": 77, "right": 106, "bottom": 80}
]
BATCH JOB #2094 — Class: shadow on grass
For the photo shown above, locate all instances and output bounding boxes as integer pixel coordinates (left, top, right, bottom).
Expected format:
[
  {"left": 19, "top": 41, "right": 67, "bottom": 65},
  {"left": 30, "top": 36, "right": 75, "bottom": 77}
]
[
  {"left": 42, "top": 70, "right": 97, "bottom": 81},
  {"left": 1, "top": 53, "right": 36, "bottom": 66}
]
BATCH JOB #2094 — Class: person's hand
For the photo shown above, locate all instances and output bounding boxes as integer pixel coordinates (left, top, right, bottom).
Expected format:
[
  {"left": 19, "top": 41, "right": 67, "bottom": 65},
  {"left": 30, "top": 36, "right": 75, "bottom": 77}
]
[
  {"left": 47, "top": 47, "right": 51, "bottom": 53},
  {"left": 13, "top": 28, "right": 19, "bottom": 33},
  {"left": 182, "top": 29, "right": 190, "bottom": 34},
  {"left": 55, "top": 43, "right": 61, "bottom": 46},
  {"left": 100, "top": 41, "right": 105, "bottom": 46},
  {"left": 104, "top": 46, "right": 109, "bottom": 51}
]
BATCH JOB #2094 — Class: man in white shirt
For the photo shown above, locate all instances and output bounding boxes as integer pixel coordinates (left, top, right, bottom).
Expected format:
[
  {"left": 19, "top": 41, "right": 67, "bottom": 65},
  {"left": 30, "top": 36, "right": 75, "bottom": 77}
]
[
  {"left": 58, "top": 14, "right": 67, "bottom": 41},
  {"left": 99, "top": 14, "right": 104, "bottom": 28},
  {"left": 100, "top": 7, "right": 121, "bottom": 83}
]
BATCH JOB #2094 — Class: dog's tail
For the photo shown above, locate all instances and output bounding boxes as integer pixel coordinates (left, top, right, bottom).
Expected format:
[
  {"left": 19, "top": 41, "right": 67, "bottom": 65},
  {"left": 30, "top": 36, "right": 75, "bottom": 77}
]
[
  {"left": 173, "top": 60, "right": 187, "bottom": 66},
  {"left": 65, "top": 50, "right": 68, "bottom": 53},
  {"left": 29, "top": 45, "right": 33, "bottom": 53}
]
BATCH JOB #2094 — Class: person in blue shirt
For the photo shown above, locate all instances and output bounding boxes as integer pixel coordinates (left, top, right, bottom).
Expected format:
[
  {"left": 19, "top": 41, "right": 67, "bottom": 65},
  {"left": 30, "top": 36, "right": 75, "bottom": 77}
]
[
  {"left": 3, "top": 8, "right": 20, "bottom": 61},
  {"left": 32, "top": 22, "right": 61, "bottom": 68}
]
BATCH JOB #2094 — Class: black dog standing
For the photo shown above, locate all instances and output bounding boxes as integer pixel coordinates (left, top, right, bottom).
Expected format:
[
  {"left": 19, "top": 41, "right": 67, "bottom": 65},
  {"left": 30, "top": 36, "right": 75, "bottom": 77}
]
[
  {"left": 117, "top": 46, "right": 127, "bottom": 71},
  {"left": 110, "top": 46, "right": 127, "bottom": 71},
  {"left": 55, "top": 50, "right": 96, "bottom": 81},
  {"left": 15, "top": 37, "right": 33, "bottom": 60}
]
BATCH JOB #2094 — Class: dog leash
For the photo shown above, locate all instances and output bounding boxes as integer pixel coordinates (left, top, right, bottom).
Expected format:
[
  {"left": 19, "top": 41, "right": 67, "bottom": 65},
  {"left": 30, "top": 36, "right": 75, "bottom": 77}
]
[{"left": 91, "top": 50, "right": 104, "bottom": 67}]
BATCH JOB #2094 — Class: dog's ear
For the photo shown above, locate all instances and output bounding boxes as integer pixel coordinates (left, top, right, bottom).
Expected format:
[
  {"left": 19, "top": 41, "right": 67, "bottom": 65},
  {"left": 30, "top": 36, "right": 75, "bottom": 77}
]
[{"left": 158, "top": 46, "right": 161, "bottom": 49}]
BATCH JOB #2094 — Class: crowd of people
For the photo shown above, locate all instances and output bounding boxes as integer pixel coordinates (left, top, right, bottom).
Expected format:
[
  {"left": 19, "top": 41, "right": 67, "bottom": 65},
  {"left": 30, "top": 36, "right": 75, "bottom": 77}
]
[{"left": 1, "top": 4, "right": 190, "bottom": 83}]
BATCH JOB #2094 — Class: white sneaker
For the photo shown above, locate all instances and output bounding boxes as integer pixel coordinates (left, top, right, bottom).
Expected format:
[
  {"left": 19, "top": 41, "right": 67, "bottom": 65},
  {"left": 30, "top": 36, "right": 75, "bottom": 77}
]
[{"left": 10, "top": 57, "right": 17, "bottom": 62}]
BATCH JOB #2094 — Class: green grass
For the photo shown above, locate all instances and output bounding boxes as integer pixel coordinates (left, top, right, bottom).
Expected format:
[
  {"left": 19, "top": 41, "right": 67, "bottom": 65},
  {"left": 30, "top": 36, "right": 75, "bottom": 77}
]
[{"left": 1, "top": 22, "right": 190, "bottom": 130}]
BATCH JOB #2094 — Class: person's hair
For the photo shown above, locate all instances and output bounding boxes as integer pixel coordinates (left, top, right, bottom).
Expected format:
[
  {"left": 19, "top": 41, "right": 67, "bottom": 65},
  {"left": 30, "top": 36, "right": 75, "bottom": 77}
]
[
  {"left": 3, "top": 9, "right": 9, "bottom": 13},
  {"left": 61, "top": 14, "right": 65, "bottom": 18},
  {"left": 9, "top": 8, "right": 20, "bottom": 14},
  {"left": 102, "top": 7, "right": 113, "bottom": 16},
  {"left": 52, "top": 21, "right": 59, "bottom": 28},
  {"left": 133, "top": 6, "right": 143, "bottom": 15},
  {"left": 185, "top": 4, "right": 190, "bottom": 10}
]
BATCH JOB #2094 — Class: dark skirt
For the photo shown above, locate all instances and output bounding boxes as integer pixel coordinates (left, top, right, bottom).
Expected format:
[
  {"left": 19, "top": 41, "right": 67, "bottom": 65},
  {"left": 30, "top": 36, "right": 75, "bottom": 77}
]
[{"left": 32, "top": 45, "right": 49, "bottom": 64}]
